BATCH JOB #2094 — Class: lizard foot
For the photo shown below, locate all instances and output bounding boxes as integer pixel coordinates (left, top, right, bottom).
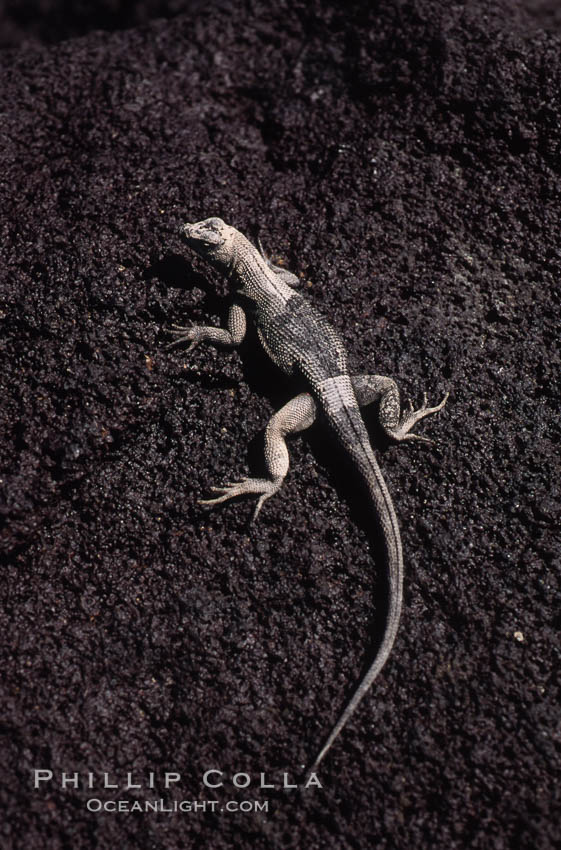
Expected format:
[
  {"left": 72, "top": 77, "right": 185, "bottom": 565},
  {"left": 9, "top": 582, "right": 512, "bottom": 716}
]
[
  {"left": 389, "top": 391, "right": 449, "bottom": 443},
  {"left": 200, "top": 476, "right": 282, "bottom": 522},
  {"left": 165, "top": 324, "right": 204, "bottom": 352}
]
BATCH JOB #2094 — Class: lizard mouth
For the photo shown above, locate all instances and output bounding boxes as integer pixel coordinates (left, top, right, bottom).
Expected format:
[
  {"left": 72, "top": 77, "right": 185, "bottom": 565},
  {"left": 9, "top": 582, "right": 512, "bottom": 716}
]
[{"left": 182, "top": 218, "right": 226, "bottom": 252}]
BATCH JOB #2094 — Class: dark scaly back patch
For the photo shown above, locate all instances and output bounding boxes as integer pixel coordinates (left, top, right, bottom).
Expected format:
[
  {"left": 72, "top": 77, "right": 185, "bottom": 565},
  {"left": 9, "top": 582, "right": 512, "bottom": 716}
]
[{"left": 256, "top": 292, "right": 348, "bottom": 381}]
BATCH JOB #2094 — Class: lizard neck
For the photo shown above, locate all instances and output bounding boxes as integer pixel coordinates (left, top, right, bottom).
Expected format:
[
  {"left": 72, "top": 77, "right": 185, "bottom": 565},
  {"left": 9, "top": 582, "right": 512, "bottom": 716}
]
[{"left": 230, "top": 234, "right": 292, "bottom": 306}]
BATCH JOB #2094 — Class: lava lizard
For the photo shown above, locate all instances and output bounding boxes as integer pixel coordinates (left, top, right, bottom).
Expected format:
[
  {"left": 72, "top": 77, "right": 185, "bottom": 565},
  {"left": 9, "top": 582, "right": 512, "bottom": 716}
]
[{"left": 168, "top": 217, "right": 448, "bottom": 770}]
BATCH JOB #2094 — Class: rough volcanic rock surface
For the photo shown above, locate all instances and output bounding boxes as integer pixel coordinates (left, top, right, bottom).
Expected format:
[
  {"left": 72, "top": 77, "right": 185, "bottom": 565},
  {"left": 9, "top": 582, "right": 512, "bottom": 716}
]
[{"left": 1, "top": 1, "right": 560, "bottom": 847}]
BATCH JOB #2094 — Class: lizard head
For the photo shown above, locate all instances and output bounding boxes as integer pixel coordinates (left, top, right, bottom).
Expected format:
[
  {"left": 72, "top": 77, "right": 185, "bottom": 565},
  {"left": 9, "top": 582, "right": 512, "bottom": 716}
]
[{"left": 182, "top": 217, "right": 235, "bottom": 266}]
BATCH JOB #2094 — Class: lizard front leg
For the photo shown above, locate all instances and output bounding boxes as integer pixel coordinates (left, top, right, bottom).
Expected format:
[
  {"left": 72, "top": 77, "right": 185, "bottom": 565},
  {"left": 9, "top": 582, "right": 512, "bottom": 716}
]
[
  {"left": 167, "top": 302, "right": 247, "bottom": 352},
  {"left": 351, "top": 375, "right": 448, "bottom": 444},
  {"left": 201, "top": 392, "right": 317, "bottom": 522}
]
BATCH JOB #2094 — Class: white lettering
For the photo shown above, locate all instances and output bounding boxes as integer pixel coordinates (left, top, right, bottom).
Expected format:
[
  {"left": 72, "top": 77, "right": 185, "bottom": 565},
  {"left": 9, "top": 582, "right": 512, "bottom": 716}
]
[
  {"left": 126, "top": 772, "right": 141, "bottom": 789},
  {"left": 61, "top": 772, "right": 79, "bottom": 789},
  {"left": 282, "top": 773, "right": 297, "bottom": 789},
  {"left": 33, "top": 770, "right": 53, "bottom": 788},
  {"left": 164, "top": 772, "right": 180, "bottom": 788},
  {"left": 103, "top": 773, "right": 118, "bottom": 789},
  {"left": 305, "top": 772, "right": 322, "bottom": 788},
  {"left": 203, "top": 770, "right": 223, "bottom": 788}
]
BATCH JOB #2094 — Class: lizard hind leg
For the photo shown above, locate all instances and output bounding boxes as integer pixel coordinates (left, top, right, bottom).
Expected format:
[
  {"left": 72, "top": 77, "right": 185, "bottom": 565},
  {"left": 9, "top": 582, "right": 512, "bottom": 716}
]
[
  {"left": 200, "top": 392, "right": 317, "bottom": 522},
  {"left": 351, "top": 375, "right": 448, "bottom": 444}
]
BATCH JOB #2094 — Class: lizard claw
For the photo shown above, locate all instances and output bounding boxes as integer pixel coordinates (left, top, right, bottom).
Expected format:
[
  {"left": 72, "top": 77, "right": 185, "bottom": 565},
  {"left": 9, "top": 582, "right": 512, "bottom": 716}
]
[
  {"left": 199, "top": 476, "right": 282, "bottom": 519},
  {"left": 165, "top": 325, "right": 203, "bottom": 351},
  {"left": 400, "top": 432, "right": 435, "bottom": 446},
  {"left": 251, "top": 493, "right": 269, "bottom": 524},
  {"left": 389, "top": 391, "right": 449, "bottom": 443}
]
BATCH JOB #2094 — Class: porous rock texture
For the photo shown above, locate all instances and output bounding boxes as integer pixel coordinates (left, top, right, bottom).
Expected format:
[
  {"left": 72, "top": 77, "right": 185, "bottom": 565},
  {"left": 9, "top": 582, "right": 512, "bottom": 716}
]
[{"left": 1, "top": 1, "right": 560, "bottom": 847}]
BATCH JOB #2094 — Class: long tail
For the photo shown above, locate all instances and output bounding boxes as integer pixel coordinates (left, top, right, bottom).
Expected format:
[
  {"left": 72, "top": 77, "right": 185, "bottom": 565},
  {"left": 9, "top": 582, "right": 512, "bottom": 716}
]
[{"left": 309, "top": 379, "right": 404, "bottom": 771}]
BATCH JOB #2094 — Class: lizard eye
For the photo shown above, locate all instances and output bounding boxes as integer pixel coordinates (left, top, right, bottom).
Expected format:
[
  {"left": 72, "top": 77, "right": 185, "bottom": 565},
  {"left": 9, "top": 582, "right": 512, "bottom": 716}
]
[{"left": 204, "top": 217, "right": 224, "bottom": 233}]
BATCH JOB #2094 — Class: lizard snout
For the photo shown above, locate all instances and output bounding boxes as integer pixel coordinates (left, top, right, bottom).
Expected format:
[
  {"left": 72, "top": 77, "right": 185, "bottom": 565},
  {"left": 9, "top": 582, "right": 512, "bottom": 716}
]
[
  {"left": 182, "top": 222, "right": 196, "bottom": 239},
  {"left": 182, "top": 218, "right": 228, "bottom": 253}
]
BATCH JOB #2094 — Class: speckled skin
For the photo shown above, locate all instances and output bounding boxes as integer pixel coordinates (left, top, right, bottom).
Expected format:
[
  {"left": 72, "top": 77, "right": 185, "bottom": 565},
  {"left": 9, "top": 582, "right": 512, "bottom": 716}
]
[{"left": 170, "top": 217, "right": 448, "bottom": 769}]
